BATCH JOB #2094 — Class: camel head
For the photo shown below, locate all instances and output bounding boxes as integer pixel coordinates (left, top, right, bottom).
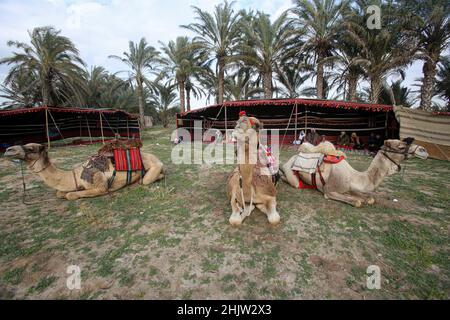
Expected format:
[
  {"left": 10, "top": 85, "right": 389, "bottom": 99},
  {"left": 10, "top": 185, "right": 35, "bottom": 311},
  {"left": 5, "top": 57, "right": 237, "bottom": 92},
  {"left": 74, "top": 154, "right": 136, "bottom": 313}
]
[
  {"left": 231, "top": 115, "right": 262, "bottom": 142},
  {"left": 4, "top": 143, "right": 48, "bottom": 162},
  {"left": 382, "top": 138, "right": 428, "bottom": 160}
]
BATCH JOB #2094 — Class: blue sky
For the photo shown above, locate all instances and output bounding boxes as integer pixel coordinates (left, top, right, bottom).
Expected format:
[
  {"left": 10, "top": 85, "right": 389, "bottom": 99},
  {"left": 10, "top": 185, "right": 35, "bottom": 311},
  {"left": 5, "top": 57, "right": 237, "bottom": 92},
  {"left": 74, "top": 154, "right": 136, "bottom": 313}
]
[{"left": 0, "top": 0, "right": 434, "bottom": 108}]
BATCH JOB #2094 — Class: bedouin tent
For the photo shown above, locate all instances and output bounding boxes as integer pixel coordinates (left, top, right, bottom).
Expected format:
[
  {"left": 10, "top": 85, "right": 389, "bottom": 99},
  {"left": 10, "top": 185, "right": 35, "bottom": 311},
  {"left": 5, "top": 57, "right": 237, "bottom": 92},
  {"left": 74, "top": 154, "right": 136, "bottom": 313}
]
[
  {"left": 0, "top": 106, "right": 140, "bottom": 151},
  {"left": 176, "top": 98, "right": 399, "bottom": 144}
]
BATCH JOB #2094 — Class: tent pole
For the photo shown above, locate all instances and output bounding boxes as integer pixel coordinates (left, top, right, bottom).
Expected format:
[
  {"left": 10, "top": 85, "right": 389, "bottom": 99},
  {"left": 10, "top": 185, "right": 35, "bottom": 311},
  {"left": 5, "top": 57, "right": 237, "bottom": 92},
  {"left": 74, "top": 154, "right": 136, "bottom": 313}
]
[
  {"left": 86, "top": 116, "right": 93, "bottom": 143},
  {"left": 224, "top": 104, "right": 227, "bottom": 142},
  {"left": 99, "top": 111, "right": 105, "bottom": 144},
  {"left": 45, "top": 107, "right": 51, "bottom": 149},
  {"left": 294, "top": 102, "right": 298, "bottom": 140},
  {"left": 305, "top": 105, "right": 308, "bottom": 131},
  {"left": 126, "top": 118, "right": 129, "bottom": 139}
]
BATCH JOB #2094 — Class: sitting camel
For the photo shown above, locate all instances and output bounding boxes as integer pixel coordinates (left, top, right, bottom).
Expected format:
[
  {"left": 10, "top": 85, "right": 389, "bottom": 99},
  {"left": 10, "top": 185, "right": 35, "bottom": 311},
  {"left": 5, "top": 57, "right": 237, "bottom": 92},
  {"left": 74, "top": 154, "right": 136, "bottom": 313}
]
[
  {"left": 281, "top": 138, "right": 428, "bottom": 207},
  {"left": 4, "top": 142, "right": 164, "bottom": 200},
  {"left": 227, "top": 116, "right": 280, "bottom": 225}
]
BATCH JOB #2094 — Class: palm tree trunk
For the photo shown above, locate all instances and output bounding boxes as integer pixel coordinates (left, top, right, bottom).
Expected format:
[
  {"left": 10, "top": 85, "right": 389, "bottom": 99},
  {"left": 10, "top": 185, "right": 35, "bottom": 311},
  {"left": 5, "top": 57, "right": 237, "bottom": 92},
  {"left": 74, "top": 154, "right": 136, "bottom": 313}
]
[
  {"left": 136, "top": 78, "right": 146, "bottom": 128},
  {"left": 42, "top": 79, "right": 51, "bottom": 106},
  {"left": 316, "top": 52, "right": 325, "bottom": 99},
  {"left": 179, "top": 80, "right": 186, "bottom": 113},
  {"left": 370, "top": 77, "right": 382, "bottom": 104},
  {"left": 347, "top": 73, "right": 358, "bottom": 102},
  {"left": 263, "top": 71, "right": 273, "bottom": 99},
  {"left": 420, "top": 56, "right": 438, "bottom": 111},
  {"left": 186, "top": 85, "right": 191, "bottom": 112},
  {"left": 218, "top": 57, "right": 225, "bottom": 104}
]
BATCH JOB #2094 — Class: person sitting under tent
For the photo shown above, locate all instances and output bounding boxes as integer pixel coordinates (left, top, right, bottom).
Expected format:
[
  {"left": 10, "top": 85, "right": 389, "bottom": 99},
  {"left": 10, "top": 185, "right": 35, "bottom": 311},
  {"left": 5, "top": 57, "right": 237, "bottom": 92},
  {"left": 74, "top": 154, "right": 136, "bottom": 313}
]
[
  {"left": 351, "top": 132, "right": 363, "bottom": 149},
  {"left": 293, "top": 130, "right": 305, "bottom": 145},
  {"left": 305, "top": 128, "right": 321, "bottom": 146},
  {"left": 368, "top": 132, "right": 377, "bottom": 153},
  {"left": 337, "top": 131, "right": 350, "bottom": 147}
]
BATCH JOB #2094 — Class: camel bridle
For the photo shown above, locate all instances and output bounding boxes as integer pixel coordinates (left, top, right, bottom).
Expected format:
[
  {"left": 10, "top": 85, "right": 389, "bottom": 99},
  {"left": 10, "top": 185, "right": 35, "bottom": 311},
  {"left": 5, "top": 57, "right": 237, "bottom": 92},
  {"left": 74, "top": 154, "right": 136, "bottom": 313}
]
[{"left": 379, "top": 143, "right": 418, "bottom": 172}]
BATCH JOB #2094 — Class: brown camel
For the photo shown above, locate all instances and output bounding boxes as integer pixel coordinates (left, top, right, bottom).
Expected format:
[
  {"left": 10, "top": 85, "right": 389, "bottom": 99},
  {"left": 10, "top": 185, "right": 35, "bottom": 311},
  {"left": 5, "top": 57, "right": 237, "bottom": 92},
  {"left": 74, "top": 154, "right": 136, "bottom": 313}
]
[
  {"left": 4, "top": 143, "right": 164, "bottom": 200},
  {"left": 227, "top": 116, "right": 280, "bottom": 225},
  {"left": 281, "top": 138, "right": 428, "bottom": 207}
]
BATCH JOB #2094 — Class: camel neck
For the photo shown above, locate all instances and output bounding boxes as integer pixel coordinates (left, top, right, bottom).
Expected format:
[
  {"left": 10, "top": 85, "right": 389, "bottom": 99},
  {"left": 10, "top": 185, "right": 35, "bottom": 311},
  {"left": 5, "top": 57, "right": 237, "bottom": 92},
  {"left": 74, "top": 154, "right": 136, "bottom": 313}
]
[
  {"left": 360, "top": 151, "right": 402, "bottom": 190},
  {"left": 27, "top": 158, "right": 77, "bottom": 192}
]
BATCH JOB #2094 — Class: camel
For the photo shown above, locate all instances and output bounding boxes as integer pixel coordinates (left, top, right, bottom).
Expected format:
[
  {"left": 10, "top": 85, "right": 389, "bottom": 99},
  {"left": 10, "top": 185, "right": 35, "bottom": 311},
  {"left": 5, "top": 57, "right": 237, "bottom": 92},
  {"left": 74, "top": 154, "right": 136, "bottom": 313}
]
[
  {"left": 227, "top": 116, "right": 280, "bottom": 225},
  {"left": 281, "top": 138, "right": 428, "bottom": 207},
  {"left": 4, "top": 142, "right": 164, "bottom": 200}
]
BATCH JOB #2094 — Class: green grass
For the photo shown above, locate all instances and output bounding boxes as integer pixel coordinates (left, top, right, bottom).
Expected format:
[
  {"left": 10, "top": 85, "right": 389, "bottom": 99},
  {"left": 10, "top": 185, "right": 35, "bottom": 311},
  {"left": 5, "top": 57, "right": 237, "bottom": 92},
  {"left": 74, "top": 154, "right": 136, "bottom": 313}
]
[{"left": 0, "top": 125, "right": 448, "bottom": 299}]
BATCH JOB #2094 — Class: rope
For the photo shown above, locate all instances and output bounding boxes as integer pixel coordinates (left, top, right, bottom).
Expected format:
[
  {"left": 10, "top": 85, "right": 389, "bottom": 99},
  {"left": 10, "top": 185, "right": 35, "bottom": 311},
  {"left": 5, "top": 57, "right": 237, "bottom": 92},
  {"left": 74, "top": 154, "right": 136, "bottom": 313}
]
[
  {"left": 281, "top": 104, "right": 295, "bottom": 146},
  {"left": 47, "top": 109, "right": 68, "bottom": 146}
]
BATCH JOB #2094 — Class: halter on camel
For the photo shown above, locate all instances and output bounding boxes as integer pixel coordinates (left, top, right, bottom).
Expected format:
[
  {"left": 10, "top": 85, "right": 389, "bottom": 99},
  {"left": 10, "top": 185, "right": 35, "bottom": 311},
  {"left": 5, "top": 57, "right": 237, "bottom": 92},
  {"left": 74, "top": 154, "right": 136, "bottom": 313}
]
[{"left": 379, "top": 137, "right": 418, "bottom": 172}]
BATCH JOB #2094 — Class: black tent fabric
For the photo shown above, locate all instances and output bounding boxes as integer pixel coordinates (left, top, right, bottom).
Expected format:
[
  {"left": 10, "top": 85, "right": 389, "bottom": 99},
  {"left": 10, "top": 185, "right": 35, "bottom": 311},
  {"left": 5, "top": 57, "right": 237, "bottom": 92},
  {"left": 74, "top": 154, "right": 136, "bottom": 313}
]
[
  {"left": 0, "top": 106, "right": 140, "bottom": 150},
  {"left": 176, "top": 98, "right": 399, "bottom": 144}
]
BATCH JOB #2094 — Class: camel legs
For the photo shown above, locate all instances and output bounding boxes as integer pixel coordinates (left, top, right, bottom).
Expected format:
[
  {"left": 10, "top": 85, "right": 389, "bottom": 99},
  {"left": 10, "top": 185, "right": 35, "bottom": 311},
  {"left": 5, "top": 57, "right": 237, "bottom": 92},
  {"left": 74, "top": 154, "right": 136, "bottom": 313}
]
[
  {"left": 256, "top": 198, "right": 280, "bottom": 225},
  {"left": 229, "top": 195, "right": 243, "bottom": 226},
  {"left": 324, "top": 191, "right": 364, "bottom": 207},
  {"left": 229, "top": 192, "right": 255, "bottom": 226},
  {"left": 142, "top": 163, "right": 164, "bottom": 185},
  {"left": 281, "top": 158, "right": 300, "bottom": 189},
  {"left": 56, "top": 191, "right": 68, "bottom": 199},
  {"left": 65, "top": 188, "right": 108, "bottom": 200},
  {"left": 350, "top": 191, "right": 375, "bottom": 205}
]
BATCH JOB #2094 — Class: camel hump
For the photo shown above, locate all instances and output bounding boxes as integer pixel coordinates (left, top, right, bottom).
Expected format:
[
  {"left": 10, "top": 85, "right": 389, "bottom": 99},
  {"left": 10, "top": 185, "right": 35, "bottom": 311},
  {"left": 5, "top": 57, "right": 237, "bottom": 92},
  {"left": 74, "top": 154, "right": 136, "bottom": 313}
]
[
  {"left": 97, "top": 139, "right": 143, "bottom": 156},
  {"left": 298, "top": 141, "right": 346, "bottom": 157}
]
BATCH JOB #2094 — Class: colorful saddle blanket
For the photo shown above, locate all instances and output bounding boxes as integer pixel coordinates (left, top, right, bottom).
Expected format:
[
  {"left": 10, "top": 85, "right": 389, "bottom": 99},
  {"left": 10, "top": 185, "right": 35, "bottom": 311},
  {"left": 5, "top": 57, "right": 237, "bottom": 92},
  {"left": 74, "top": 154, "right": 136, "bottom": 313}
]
[
  {"left": 113, "top": 148, "right": 144, "bottom": 172},
  {"left": 323, "top": 155, "right": 345, "bottom": 164}
]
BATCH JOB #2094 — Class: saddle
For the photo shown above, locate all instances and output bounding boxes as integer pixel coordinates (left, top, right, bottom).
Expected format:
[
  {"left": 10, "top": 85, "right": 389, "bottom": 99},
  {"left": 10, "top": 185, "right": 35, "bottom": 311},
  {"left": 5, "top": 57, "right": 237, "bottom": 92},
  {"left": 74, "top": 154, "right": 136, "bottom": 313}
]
[
  {"left": 291, "top": 153, "right": 345, "bottom": 189},
  {"left": 81, "top": 139, "right": 146, "bottom": 188}
]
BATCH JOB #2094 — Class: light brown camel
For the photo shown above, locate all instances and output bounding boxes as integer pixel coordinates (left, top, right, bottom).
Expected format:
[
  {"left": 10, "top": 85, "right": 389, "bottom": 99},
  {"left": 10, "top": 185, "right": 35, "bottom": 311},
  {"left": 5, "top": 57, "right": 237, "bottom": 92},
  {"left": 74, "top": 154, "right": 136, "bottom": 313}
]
[
  {"left": 4, "top": 143, "right": 164, "bottom": 200},
  {"left": 227, "top": 116, "right": 280, "bottom": 225},
  {"left": 281, "top": 138, "right": 428, "bottom": 207}
]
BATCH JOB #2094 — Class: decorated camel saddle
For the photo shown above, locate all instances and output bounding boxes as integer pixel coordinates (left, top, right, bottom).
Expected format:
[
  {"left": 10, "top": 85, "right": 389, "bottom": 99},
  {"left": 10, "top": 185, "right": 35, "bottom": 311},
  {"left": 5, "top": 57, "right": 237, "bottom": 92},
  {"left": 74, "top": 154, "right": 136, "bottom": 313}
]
[
  {"left": 291, "top": 141, "right": 345, "bottom": 189},
  {"left": 81, "top": 139, "right": 145, "bottom": 187}
]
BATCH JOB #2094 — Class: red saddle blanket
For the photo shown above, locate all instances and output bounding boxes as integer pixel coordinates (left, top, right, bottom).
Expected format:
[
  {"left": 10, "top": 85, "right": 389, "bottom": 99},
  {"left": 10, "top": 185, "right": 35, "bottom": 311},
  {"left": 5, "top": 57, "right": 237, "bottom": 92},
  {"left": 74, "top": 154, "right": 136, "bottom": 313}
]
[
  {"left": 323, "top": 155, "right": 345, "bottom": 164},
  {"left": 113, "top": 148, "right": 144, "bottom": 171}
]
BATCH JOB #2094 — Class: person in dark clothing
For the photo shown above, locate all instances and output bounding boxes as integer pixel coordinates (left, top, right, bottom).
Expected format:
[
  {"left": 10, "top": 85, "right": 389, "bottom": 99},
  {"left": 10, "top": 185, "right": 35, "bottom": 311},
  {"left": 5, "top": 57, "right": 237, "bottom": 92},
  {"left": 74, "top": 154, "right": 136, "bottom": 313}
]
[
  {"left": 368, "top": 132, "right": 377, "bottom": 153},
  {"left": 305, "top": 128, "right": 321, "bottom": 146},
  {"left": 337, "top": 131, "right": 350, "bottom": 146}
]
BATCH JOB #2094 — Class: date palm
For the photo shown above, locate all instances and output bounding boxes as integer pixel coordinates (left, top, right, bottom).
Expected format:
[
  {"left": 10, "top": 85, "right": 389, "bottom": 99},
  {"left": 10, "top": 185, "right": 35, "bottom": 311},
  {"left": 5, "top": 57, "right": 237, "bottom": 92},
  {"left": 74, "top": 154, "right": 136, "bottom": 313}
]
[
  {"left": 225, "top": 65, "right": 262, "bottom": 100},
  {"left": 160, "top": 37, "right": 204, "bottom": 113},
  {"left": 398, "top": 0, "right": 450, "bottom": 110},
  {"left": 241, "top": 11, "right": 300, "bottom": 98},
  {"left": 0, "top": 26, "right": 86, "bottom": 107},
  {"left": 436, "top": 55, "right": 450, "bottom": 107},
  {"left": 182, "top": 0, "right": 243, "bottom": 104},
  {"left": 109, "top": 38, "right": 164, "bottom": 127},
  {"left": 346, "top": 0, "right": 417, "bottom": 103},
  {"left": 291, "top": 0, "right": 349, "bottom": 99},
  {"left": 148, "top": 81, "right": 179, "bottom": 128}
]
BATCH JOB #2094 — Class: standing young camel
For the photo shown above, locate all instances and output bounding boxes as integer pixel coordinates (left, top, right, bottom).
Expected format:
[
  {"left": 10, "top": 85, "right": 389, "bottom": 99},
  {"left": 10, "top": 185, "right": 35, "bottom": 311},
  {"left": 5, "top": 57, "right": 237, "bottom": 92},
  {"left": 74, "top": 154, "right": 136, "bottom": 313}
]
[
  {"left": 227, "top": 116, "right": 280, "bottom": 225},
  {"left": 4, "top": 143, "right": 164, "bottom": 200},
  {"left": 281, "top": 138, "right": 428, "bottom": 207}
]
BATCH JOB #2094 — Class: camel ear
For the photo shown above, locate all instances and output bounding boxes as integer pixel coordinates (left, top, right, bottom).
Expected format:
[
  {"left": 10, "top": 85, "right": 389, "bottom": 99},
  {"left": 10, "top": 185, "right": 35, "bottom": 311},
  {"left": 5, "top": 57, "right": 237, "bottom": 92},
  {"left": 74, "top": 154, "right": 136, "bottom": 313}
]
[
  {"left": 402, "top": 137, "right": 414, "bottom": 145},
  {"left": 39, "top": 145, "right": 47, "bottom": 153},
  {"left": 383, "top": 140, "right": 392, "bottom": 148}
]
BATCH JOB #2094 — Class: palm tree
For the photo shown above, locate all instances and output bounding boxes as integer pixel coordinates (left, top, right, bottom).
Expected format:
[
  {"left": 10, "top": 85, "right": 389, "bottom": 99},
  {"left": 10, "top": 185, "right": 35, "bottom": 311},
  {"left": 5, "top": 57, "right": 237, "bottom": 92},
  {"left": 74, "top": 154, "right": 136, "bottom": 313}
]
[
  {"left": 148, "top": 81, "right": 179, "bottom": 127},
  {"left": 379, "top": 80, "right": 414, "bottom": 107},
  {"left": 224, "top": 65, "right": 262, "bottom": 100},
  {"left": 0, "top": 68, "right": 40, "bottom": 108},
  {"left": 275, "top": 58, "right": 312, "bottom": 98},
  {"left": 241, "top": 11, "right": 300, "bottom": 98},
  {"left": 160, "top": 36, "right": 204, "bottom": 113},
  {"left": 291, "top": 0, "right": 349, "bottom": 99},
  {"left": 0, "top": 26, "right": 86, "bottom": 107},
  {"left": 109, "top": 38, "right": 164, "bottom": 127},
  {"left": 346, "top": 0, "right": 417, "bottom": 103},
  {"left": 397, "top": 0, "right": 450, "bottom": 110},
  {"left": 182, "top": 0, "right": 243, "bottom": 104},
  {"left": 436, "top": 55, "right": 450, "bottom": 107}
]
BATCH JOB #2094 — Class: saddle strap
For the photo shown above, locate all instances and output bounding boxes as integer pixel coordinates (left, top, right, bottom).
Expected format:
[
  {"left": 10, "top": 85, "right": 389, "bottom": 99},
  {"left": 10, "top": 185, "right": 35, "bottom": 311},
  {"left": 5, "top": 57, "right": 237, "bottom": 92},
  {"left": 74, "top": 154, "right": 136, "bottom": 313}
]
[{"left": 310, "top": 165, "right": 326, "bottom": 188}]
